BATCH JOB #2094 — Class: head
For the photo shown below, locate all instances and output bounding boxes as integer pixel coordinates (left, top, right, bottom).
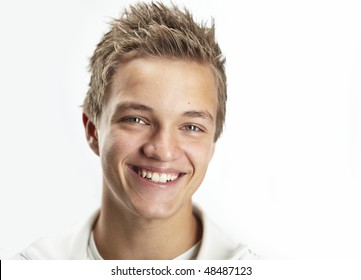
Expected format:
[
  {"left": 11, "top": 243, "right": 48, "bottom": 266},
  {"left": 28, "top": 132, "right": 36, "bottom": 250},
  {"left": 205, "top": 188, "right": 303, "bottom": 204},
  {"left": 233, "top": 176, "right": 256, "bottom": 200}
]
[
  {"left": 82, "top": 2, "right": 227, "bottom": 219},
  {"left": 83, "top": 1, "right": 227, "bottom": 142}
]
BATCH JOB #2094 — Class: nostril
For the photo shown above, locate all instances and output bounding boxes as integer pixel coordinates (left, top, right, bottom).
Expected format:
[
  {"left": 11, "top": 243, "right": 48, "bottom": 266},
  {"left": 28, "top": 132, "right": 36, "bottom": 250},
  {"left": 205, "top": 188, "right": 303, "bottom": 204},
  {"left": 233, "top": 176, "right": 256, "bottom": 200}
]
[{"left": 142, "top": 138, "right": 180, "bottom": 162}]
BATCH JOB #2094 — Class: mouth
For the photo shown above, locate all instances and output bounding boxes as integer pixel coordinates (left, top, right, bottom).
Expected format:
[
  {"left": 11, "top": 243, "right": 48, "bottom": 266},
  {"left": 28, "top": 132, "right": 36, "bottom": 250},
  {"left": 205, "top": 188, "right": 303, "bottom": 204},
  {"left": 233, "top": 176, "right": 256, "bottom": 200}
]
[{"left": 131, "top": 166, "right": 184, "bottom": 184}]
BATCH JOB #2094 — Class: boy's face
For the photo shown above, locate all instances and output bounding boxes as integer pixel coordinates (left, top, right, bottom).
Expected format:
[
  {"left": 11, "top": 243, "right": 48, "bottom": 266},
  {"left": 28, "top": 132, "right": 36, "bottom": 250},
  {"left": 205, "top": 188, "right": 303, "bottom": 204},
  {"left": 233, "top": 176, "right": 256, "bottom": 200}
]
[{"left": 90, "top": 57, "right": 218, "bottom": 219}]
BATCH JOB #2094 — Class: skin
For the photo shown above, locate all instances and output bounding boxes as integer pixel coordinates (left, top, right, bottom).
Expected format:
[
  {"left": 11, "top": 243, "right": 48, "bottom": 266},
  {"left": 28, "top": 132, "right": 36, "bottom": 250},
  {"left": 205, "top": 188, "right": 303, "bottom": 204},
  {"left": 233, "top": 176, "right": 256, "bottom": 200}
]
[{"left": 83, "top": 57, "right": 218, "bottom": 259}]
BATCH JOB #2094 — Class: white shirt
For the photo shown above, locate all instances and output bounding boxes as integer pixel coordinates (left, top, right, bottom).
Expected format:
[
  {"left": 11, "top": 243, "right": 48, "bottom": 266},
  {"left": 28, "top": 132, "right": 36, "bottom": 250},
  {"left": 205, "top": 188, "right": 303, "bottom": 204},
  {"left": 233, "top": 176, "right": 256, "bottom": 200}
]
[
  {"left": 10, "top": 206, "right": 257, "bottom": 260},
  {"left": 87, "top": 232, "right": 201, "bottom": 260}
]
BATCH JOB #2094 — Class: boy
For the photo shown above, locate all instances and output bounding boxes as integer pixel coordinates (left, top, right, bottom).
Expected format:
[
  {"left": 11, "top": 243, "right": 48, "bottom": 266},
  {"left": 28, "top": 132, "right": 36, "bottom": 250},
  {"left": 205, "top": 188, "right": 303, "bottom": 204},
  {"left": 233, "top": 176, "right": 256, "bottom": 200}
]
[{"left": 12, "top": 2, "right": 255, "bottom": 260}]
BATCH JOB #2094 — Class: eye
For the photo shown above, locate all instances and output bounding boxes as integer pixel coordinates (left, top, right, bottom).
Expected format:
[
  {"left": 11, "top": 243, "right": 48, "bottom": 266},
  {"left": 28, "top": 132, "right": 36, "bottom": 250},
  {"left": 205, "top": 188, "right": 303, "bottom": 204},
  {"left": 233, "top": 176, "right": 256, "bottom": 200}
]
[
  {"left": 184, "top": 124, "right": 201, "bottom": 132},
  {"left": 123, "top": 116, "right": 146, "bottom": 124}
]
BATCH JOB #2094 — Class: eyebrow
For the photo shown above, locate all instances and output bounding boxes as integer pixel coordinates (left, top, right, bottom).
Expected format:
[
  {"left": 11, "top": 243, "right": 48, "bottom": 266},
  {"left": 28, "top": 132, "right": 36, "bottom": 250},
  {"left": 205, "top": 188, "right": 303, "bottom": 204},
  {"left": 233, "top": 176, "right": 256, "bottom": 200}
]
[
  {"left": 183, "top": 110, "right": 214, "bottom": 123},
  {"left": 113, "top": 102, "right": 154, "bottom": 115}
]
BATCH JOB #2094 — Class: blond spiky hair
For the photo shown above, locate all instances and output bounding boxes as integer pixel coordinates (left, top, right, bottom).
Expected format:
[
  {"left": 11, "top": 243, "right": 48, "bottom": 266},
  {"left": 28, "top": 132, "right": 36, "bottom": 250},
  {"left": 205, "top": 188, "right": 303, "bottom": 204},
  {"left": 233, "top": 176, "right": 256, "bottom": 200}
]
[{"left": 83, "top": 1, "right": 227, "bottom": 141}]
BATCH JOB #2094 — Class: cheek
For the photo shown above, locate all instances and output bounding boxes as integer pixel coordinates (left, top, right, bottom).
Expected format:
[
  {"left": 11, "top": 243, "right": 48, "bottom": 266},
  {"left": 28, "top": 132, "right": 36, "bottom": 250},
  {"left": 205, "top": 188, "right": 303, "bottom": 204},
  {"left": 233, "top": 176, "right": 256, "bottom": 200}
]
[
  {"left": 99, "top": 133, "right": 131, "bottom": 172},
  {"left": 184, "top": 140, "right": 214, "bottom": 172}
]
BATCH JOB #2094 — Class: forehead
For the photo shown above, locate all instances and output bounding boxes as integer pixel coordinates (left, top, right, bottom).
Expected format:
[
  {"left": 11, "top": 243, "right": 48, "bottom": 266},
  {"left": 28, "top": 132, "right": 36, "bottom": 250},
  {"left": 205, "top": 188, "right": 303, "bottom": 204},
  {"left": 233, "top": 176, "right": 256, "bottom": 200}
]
[
  {"left": 104, "top": 57, "right": 218, "bottom": 117},
  {"left": 111, "top": 57, "right": 216, "bottom": 91}
]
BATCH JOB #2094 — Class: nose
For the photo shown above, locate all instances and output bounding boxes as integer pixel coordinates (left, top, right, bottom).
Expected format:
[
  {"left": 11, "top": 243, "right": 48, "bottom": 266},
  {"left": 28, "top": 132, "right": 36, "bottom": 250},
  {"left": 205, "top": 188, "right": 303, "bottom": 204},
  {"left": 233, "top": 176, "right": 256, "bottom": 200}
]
[{"left": 142, "top": 128, "right": 181, "bottom": 162}]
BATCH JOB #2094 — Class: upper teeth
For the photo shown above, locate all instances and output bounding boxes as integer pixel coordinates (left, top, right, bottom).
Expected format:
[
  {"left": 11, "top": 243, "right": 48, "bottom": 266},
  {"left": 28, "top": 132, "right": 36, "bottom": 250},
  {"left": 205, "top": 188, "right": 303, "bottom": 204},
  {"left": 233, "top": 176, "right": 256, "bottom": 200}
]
[{"left": 138, "top": 169, "right": 179, "bottom": 183}]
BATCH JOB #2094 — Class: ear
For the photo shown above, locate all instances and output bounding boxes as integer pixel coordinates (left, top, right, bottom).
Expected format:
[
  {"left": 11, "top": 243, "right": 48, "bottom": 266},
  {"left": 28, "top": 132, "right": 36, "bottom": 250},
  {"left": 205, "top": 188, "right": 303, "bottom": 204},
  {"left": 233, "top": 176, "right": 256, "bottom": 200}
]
[{"left": 82, "top": 113, "right": 100, "bottom": 156}]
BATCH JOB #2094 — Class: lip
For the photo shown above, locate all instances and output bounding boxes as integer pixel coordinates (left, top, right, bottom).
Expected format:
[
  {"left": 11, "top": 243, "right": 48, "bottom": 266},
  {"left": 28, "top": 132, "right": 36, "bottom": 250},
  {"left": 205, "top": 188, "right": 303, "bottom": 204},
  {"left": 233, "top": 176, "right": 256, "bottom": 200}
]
[{"left": 127, "top": 164, "right": 186, "bottom": 188}]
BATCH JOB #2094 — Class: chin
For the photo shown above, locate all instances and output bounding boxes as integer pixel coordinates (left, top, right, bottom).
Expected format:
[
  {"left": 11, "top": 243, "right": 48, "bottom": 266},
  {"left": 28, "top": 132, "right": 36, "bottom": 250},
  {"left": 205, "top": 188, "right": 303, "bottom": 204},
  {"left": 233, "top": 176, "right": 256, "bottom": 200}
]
[{"left": 130, "top": 201, "right": 182, "bottom": 220}]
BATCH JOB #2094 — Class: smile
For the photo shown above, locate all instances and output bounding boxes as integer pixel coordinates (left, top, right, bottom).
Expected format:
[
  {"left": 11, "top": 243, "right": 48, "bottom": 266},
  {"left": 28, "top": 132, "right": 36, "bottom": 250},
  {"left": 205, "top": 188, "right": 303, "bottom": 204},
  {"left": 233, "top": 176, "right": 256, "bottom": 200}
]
[{"left": 132, "top": 166, "right": 182, "bottom": 184}]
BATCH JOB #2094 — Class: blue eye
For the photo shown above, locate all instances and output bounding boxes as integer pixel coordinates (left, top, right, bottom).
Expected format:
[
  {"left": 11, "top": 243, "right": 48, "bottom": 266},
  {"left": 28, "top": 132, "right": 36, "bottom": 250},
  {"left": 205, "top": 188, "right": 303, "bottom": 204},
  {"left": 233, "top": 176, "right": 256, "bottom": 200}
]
[
  {"left": 122, "top": 117, "right": 146, "bottom": 125},
  {"left": 184, "top": 125, "right": 201, "bottom": 132},
  {"left": 127, "top": 117, "right": 142, "bottom": 123}
]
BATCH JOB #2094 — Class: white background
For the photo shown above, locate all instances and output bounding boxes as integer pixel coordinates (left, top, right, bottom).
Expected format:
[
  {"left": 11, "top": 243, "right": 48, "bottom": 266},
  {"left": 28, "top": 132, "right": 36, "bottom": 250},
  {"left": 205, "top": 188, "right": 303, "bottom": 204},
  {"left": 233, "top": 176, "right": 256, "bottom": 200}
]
[{"left": 0, "top": 0, "right": 360, "bottom": 260}]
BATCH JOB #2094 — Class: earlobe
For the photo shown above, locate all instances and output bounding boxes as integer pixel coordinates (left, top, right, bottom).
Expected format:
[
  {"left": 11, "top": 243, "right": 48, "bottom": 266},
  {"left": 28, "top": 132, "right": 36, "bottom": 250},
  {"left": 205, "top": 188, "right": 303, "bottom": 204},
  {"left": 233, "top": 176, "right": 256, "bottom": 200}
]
[{"left": 82, "top": 113, "right": 100, "bottom": 156}]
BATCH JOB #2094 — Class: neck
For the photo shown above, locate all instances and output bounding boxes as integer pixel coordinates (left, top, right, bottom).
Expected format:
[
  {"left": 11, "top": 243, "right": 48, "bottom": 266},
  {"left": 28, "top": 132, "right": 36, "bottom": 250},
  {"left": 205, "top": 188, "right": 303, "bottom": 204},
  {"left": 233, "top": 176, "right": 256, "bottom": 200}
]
[{"left": 93, "top": 187, "right": 202, "bottom": 260}]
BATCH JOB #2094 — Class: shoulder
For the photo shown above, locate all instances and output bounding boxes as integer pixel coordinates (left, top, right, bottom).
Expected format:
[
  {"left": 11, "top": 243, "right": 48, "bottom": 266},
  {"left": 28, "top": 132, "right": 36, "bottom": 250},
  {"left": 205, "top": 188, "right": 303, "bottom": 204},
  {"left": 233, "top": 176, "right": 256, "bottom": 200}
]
[
  {"left": 194, "top": 206, "right": 257, "bottom": 260},
  {"left": 10, "top": 210, "right": 99, "bottom": 260}
]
